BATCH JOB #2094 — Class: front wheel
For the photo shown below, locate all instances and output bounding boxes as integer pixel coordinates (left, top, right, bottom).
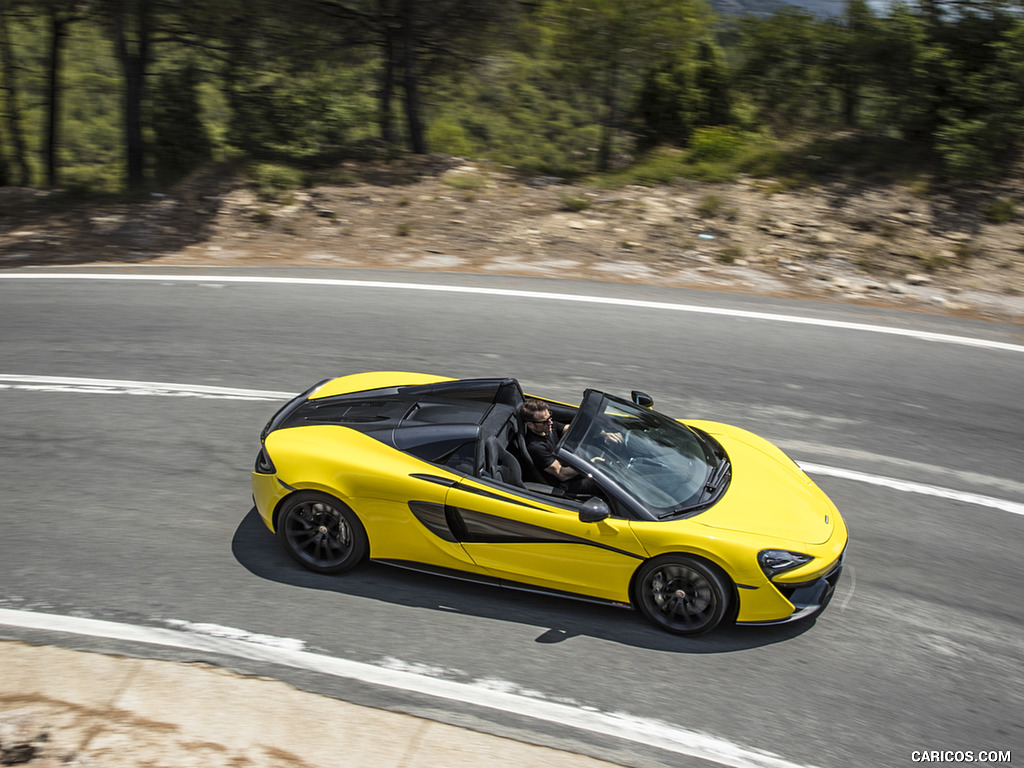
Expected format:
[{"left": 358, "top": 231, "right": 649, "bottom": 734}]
[
  {"left": 277, "top": 492, "right": 367, "bottom": 574},
  {"left": 634, "top": 555, "right": 731, "bottom": 635}
]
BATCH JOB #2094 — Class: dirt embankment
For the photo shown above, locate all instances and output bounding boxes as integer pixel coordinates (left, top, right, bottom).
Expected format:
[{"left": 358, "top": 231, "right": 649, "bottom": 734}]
[{"left": 3, "top": 158, "right": 1023, "bottom": 323}]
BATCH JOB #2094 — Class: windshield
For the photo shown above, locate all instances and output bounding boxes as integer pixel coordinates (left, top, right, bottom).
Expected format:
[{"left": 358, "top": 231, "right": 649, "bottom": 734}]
[{"left": 567, "top": 394, "right": 718, "bottom": 513}]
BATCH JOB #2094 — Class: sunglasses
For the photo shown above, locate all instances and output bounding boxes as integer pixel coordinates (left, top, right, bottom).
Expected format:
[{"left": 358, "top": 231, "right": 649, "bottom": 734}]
[{"left": 527, "top": 416, "right": 553, "bottom": 424}]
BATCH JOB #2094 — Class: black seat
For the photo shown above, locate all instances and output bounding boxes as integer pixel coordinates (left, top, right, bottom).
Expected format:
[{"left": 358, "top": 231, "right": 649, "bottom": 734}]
[
  {"left": 483, "top": 435, "right": 525, "bottom": 488},
  {"left": 514, "top": 418, "right": 548, "bottom": 484}
]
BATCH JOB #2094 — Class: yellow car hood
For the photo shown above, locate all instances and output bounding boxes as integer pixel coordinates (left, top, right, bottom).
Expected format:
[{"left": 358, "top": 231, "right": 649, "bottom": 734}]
[{"left": 687, "top": 422, "right": 835, "bottom": 546}]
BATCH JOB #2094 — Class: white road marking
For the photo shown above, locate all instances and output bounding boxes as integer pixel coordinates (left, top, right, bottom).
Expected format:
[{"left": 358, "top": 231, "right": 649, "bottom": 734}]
[
  {"left": 3, "top": 272, "right": 1022, "bottom": 353},
  {"left": 837, "top": 566, "right": 857, "bottom": 611},
  {"left": 0, "top": 375, "right": 292, "bottom": 402},
  {"left": 800, "top": 462, "right": 1024, "bottom": 517},
  {"left": 2, "top": 374, "right": 1022, "bottom": 517},
  {"left": 162, "top": 619, "right": 308, "bottom": 651},
  {"left": 782, "top": 440, "right": 1024, "bottom": 499},
  {"left": 0, "top": 608, "right": 820, "bottom": 768}
]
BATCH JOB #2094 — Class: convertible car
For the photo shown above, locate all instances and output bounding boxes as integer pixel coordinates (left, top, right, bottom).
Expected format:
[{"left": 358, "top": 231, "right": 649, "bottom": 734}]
[{"left": 252, "top": 372, "right": 847, "bottom": 635}]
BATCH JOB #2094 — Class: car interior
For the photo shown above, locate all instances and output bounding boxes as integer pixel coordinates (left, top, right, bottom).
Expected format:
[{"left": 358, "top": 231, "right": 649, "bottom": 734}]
[{"left": 473, "top": 396, "right": 594, "bottom": 503}]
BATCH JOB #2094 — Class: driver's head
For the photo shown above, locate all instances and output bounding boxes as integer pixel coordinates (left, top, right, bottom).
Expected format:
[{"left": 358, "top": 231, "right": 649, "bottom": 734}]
[{"left": 521, "top": 399, "right": 553, "bottom": 434}]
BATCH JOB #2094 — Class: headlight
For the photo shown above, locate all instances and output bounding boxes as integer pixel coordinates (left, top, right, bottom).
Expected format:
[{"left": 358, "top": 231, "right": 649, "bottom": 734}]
[
  {"left": 758, "top": 549, "right": 813, "bottom": 577},
  {"left": 254, "top": 446, "right": 276, "bottom": 474}
]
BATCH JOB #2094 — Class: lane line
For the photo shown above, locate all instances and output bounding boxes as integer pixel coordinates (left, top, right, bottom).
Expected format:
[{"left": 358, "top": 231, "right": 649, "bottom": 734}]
[
  {"left": 781, "top": 439, "right": 1024, "bottom": 499},
  {"left": 3, "top": 272, "right": 1022, "bottom": 353},
  {"left": 0, "top": 375, "right": 292, "bottom": 402},
  {"left": 837, "top": 566, "right": 857, "bottom": 611},
  {"left": 0, "top": 608, "right": 818, "bottom": 768},
  {"left": 799, "top": 462, "right": 1024, "bottom": 517},
  {"left": 2, "top": 374, "right": 1022, "bottom": 517}
]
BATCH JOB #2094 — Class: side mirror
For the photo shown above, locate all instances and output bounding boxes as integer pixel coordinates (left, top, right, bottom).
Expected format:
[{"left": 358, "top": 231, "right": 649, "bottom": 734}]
[
  {"left": 579, "top": 497, "right": 611, "bottom": 523},
  {"left": 631, "top": 390, "right": 654, "bottom": 409}
]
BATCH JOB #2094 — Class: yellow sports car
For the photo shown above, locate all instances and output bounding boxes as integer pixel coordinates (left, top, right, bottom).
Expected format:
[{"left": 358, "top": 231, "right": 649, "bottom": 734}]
[{"left": 252, "top": 372, "right": 847, "bottom": 635}]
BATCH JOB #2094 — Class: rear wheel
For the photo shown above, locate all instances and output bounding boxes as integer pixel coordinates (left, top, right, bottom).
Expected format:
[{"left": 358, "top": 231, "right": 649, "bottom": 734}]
[
  {"left": 634, "top": 555, "right": 730, "bottom": 635},
  {"left": 277, "top": 492, "right": 367, "bottom": 574}
]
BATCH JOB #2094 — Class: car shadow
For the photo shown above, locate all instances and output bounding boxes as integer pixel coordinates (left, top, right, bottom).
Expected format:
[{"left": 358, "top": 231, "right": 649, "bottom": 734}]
[{"left": 231, "top": 507, "right": 815, "bottom": 653}]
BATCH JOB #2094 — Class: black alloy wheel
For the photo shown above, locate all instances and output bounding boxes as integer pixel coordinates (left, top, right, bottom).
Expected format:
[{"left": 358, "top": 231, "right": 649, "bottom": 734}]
[
  {"left": 635, "top": 555, "right": 730, "bottom": 635},
  {"left": 277, "top": 492, "right": 368, "bottom": 574}
]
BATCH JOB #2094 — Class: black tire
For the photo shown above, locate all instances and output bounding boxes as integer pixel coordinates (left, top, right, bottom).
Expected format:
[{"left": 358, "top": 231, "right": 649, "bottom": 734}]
[
  {"left": 276, "top": 491, "right": 367, "bottom": 574},
  {"left": 634, "top": 555, "right": 731, "bottom": 636}
]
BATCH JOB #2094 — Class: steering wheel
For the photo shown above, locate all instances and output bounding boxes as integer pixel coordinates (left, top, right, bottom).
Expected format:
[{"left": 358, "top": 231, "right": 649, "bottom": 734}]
[{"left": 585, "top": 428, "right": 629, "bottom": 468}]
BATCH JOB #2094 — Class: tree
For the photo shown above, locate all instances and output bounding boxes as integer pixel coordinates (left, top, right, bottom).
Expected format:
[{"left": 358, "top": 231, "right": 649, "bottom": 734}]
[
  {"left": 546, "top": 0, "right": 714, "bottom": 170},
  {"left": 396, "top": 0, "right": 424, "bottom": 153},
  {"left": 933, "top": 13, "right": 1024, "bottom": 176},
  {"left": 634, "top": 37, "right": 730, "bottom": 151},
  {"left": 0, "top": 0, "right": 31, "bottom": 185},
  {"left": 820, "top": 0, "right": 879, "bottom": 128},
  {"left": 864, "top": 0, "right": 1024, "bottom": 174},
  {"left": 42, "top": 0, "right": 83, "bottom": 187},
  {"left": 94, "top": 0, "right": 152, "bottom": 188},
  {"left": 151, "top": 61, "right": 210, "bottom": 181},
  {"left": 736, "top": 8, "right": 833, "bottom": 130},
  {"left": 316, "top": 0, "right": 517, "bottom": 155}
]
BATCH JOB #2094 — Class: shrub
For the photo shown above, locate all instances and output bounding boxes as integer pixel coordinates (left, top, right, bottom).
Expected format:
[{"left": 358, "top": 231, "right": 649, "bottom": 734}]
[
  {"left": 985, "top": 199, "right": 1016, "bottom": 224},
  {"left": 696, "top": 194, "right": 724, "bottom": 218},
  {"left": 718, "top": 246, "right": 744, "bottom": 263},
  {"left": 954, "top": 243, "right": 974, "bottom": 262},
  {"left": 688, "top": 127, "right": 745, "bottom": 163},
  {"left": 425, "top": 116, "right": 475, "bottom": 158},
  {"left": 559, "top": 194, "right": 592, "bottom": 212},
  {"left": 592, "top": 147, "right": 687, "bottom": 187},
  {"left": 249, "top": 163, "right": 305, "bottom": 200},
  {"left": 442, "top": 172, "right": 487, "bottom": 191}
]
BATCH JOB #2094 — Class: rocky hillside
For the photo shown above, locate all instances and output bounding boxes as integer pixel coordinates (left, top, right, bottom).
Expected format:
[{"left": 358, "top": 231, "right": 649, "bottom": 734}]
[{"left": 2, "top": 158, "right": 1022, "bottom": 323}]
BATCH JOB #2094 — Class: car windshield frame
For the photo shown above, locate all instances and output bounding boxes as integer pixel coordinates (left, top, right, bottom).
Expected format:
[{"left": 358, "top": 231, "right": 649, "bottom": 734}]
[{"left": 560, "top": 390, "right": 722, "bottom": 519}]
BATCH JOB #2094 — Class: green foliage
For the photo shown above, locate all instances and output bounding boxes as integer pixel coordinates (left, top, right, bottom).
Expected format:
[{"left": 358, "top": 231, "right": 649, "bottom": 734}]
[
  {"left": 696, "top": 194, "right": 724, "bottom": 217},
  {"left": 741, "top": 133, "right": 939, "bottom": 187},
  {"left": 59, "top": 23, "right": 123, "bottom": 190},
  {"left": 594, "top": 147, "right": 689, "bottom": 186},
  {"left": 954, "top": 243, "right": 975, "bottom": 262},
  {"left": 634, "top": 40, "right": 732, "bottom": 150},
  {"left": 592, "top": 130, "right": 782, "bottom": 187},
  {"left": 3, "top": 0, "right": 1024, "bottom": 192},
  {"left": 247, "top": 162, "right": 306, "bottom": 200},
  {"left": 985, "top": 199, "right": 1016, "bottom": 223},
  {"left": 545, "top": 0, "right": 715, "bottom": 169},
  {"left": 426, "top": 53, "right": 603, "bottom": 176},
  {"left": 689, "top": 126, "right": 744, "bottom": 162},
  {"left": 426, "top": 117, "right": 476, "bottom": 159},
  {"left": 935, "top": 116, "right": 1002, "bottom": 179},
  {"left": 736, "top": 8, "right": 835, "bottom": 129},
  {"left": 559, "top": 194, "right": 592, "bottom": 211},
  {"left": 442, "top": 171, "right": 488, "bottom": 191},
  {"left": 717, "top": 246, "right": 743, "bottom": 263},
  {"left": 152, "top": 64, "right": 212, "bottom": 183},
  {"left": 229, "top": 64, "right": 375, "bottom": 159}
]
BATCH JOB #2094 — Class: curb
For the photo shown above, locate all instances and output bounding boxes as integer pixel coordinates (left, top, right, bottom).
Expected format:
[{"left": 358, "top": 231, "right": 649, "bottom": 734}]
[{"left": 0, "top": 640, "right": 622, "bottom": 768}]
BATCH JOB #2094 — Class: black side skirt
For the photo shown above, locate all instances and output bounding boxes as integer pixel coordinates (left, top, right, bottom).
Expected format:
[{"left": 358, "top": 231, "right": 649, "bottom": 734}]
[{"left": 373, "top": 558, "right": 633, "bottom": 610}]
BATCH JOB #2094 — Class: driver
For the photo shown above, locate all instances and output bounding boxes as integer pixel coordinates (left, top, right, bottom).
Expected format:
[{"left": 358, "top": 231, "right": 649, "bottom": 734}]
[{"left": 520, "top": 399, "right": 606, "bottom": 495}]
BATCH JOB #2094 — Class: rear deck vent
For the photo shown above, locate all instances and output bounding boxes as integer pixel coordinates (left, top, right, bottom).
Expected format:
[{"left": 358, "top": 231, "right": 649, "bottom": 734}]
[{"left": 304, "top": 399, "right": 392, "bottom": 424}]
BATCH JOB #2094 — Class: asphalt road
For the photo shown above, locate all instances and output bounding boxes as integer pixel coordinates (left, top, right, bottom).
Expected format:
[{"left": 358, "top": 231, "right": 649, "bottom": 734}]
[{"left": 1, "top": 267, "right": 1022, "bottom": 768}]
